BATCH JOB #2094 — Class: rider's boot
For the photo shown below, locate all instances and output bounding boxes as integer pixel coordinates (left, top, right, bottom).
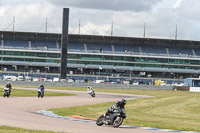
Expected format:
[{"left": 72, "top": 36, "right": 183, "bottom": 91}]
[{"left": 103, "top": 114, "right": 108, "bottom": 124}]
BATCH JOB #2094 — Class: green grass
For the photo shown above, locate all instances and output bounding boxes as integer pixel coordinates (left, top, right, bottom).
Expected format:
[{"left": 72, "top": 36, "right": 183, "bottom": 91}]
[
  {"left": 49, "top": 89, "right": 200, "bottom": 132},
  {"left": 0, "top": 125, "right": 63, "bottom": 133},
  {"left": 13, "top": 85, "right": 87, "bottom": 91},
  {"left": 0, "top": 88, "right": 76, "bottom": 97}
]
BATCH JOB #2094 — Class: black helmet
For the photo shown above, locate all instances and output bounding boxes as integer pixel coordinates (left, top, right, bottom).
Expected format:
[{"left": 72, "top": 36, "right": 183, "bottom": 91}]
[
  {"left": 40, "top": 84, "right": 44, "bottom": 87},
  {"left": 121, "top": 99, "right": 126, "bottom": 105}
]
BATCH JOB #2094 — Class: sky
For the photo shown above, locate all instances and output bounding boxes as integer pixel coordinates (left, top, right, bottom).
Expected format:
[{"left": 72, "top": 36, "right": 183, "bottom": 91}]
[{"left": 0, "top": 0, "right": 200, "bottom": 41}]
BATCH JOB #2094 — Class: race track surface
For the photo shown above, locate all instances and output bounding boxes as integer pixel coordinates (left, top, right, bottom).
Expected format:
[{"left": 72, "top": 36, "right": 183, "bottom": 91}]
[{"left": 0, "top": 87, "right": 176, "bottom": 133}]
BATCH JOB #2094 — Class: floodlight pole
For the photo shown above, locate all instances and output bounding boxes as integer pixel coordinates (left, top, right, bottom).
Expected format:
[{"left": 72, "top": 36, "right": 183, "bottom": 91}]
[
  {"left": 13, "top": 16, "right": 15, "bottom": 31},
  {"left": 45, "top": 17, "right": 48, "bottom": 33}
]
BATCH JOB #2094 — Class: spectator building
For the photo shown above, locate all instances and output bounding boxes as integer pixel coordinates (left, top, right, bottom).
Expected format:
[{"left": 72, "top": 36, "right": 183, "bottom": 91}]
[{"left": 1, "top": 31, "right": 200, "bottom": 79}]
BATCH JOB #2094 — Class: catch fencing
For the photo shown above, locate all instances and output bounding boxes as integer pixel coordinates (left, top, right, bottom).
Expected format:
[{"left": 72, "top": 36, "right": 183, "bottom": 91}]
[{"left": 0, "top": 81, "right": 173, "bottom": 90}]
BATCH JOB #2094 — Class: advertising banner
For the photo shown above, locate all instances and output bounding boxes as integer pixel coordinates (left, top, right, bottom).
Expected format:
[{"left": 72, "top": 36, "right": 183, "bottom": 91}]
[{"left": 189, "top": 87, "right": 200, "bottom": 92}]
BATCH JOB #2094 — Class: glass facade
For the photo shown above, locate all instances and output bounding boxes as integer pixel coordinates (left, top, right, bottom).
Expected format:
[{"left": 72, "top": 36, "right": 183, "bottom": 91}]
[{"left": 1, "top": 49, "right": 200, "bottom": 70}]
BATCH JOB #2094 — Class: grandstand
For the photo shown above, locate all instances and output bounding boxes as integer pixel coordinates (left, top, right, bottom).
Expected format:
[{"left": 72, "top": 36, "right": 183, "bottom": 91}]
[{"left": 0, "top": 31, "right": 200, "bottom": 79}]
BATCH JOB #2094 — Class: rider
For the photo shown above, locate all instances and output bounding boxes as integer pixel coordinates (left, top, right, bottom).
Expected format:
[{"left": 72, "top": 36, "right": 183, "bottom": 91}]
[
  {"left": 38, "top": 84, "right": 45, "bottom": 92},
  {"left": 87, "top": 86, "right": 93, "bottom": 94},
  {"left": 38, "top": 84, "right": 45, "bottom": 98},
  {"left": 5, "top": 82, "right": 12, "bottom": 92},
  {"left": 38, "top": 84, "right": 44, "bottom": 92},
  {"left": 104, "top": 99, "right": 126, "bottom": 118}
]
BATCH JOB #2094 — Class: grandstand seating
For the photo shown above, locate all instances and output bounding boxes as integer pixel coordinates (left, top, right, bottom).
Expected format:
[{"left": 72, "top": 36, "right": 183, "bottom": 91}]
[
  {"left": 86, "top": 43, "right": 112, "bottom": 53},
  {"left": 68, "top": 43, "right": 85, "bottom": 52},
  {"left": 141, "top": 46, "right": 167, "bottom": 56},
  {"left": 31, "top": 40, "right": 57, "bottom": 51},
  {"left": 194, "top": 49, "right": 200, "bottom": 57},
  {"left": 0, "top": 39, "right": 197, "bottom": 59},
  {"left": 168, "top": 47, "right": 194, "bottom": 57},
  {"left": 3, "top": 40, "right": 29, "bottom": 49},
  {"left": 114, "top": 44, "right": 140, "bottom": 54}
]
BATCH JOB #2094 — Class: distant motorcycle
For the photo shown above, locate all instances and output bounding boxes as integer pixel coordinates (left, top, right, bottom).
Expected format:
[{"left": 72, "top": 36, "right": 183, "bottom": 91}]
[
  {"left": 90, "top": 90, "right": 95, "bottom": 97},
  {"left": 96, "top": 108, "right": 126, "bottom": 128},
  {"left": 3, "top": 87, "right": 11, "bottom": 97},
  {"left": 38, "top": 88, "right": 44, "bottom": 98},
  {"left": 87, "top": 86, "right": 95, "bottom": 97}
]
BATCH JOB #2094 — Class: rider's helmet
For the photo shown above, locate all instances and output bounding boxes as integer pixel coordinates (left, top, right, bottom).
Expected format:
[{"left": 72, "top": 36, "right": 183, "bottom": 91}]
[
  {"left": 6, "top": 82, "right": 10, "bottom": 87},
  {"left": 40, "top": 84, "right": 44, "bottom": 88},
  {"left": 120, "top": 99, "right": 126, "bottom": 106},
  {"left": 87, "top": 86, "right": 91, "bottom": 90}
]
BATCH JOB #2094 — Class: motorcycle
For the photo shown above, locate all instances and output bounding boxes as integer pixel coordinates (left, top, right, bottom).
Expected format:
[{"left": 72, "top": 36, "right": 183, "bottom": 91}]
[
  {"left": 4, "top": 87, "right": 11, "bottom": 97},
  {"left": 90, "top": 90, "right": 95, "bottom": 97},
  {"left": 96, "top": 108, "right": 126, "bottom": 128},
  {"left": 88, "top": 88, "right": 95, "bottom": 97},
  {"left": 38, "top": 88, "right": 44, "bottom": 98}
]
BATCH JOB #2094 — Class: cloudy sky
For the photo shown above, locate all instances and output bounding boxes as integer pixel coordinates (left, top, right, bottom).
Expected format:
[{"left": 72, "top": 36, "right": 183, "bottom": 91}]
[{"left": 0, "top": 0, "right": 200, "bottom": 41}]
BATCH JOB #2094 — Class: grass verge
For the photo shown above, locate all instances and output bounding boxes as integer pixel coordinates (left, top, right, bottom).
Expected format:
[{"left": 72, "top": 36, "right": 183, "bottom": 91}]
[
  {"left": 0, "top": 125, "right": 63, "bottom": 133},
  {"left": 0, "top": 88, "right": 76, "bottom": 97},
  {"left": 49, "top": 89, "right": 200, "bottom": 132}
]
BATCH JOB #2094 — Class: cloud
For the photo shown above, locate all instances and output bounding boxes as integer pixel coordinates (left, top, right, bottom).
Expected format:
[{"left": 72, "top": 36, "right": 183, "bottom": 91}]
[
  {"left": 48, "top": 0, "right": 162, "bottom": 12},
  {"left": 0, "top": 1, "right": 63, "bottom": 32},
  {"left": 1, "top": 0, "right": 200, "bottom": 41},
  {"left": 173, "top": 0, "right": 182, "bottom": 8}
]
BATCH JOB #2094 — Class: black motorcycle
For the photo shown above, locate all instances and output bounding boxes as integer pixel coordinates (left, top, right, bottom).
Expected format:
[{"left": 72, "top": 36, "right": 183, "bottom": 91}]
[
  {"left": 4, "top": 87, "right": 10, "bottom": 97},
  {"left": 90, "top": 90, "right": 95, "bottom": 97},
  {"left": 38, "top": 88, "right": 44, "bottom": 98},
  {"left": 96, "top": 108, "right": 126, "bottom": 128}
]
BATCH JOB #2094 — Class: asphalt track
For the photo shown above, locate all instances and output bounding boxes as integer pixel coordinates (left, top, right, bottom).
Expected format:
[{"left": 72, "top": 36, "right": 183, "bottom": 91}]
[{"left": 0, "top": 87, "right": 183, "bottom": 133}]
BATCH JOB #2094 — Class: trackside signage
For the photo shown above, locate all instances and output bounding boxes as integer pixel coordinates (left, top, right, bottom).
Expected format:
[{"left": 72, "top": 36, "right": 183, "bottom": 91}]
[{"left": 189, "top": 87, "right": 200, "bottom": 92}]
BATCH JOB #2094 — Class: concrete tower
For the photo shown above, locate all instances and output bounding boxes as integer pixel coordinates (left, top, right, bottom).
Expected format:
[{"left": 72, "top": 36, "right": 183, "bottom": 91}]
[{"left": 60, "top": 8, "right": 69, "bottom": 79}]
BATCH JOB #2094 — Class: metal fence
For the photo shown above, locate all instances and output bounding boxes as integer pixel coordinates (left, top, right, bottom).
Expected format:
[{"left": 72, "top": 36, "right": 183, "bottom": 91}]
[{"left": 0, "top": 80, "right": 173, "bottom": 90}]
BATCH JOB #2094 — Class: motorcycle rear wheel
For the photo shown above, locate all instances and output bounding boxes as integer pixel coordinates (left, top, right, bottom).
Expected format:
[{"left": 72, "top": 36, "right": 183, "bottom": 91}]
[
  {"left": 96, "top": 115, "right": 104, "bottom": 126},
  {"left": 41, "top": 92, "right": 44, "bottom": 98},
  {"left": 113, "top": 117, "right": 123, "bottom": 128}
]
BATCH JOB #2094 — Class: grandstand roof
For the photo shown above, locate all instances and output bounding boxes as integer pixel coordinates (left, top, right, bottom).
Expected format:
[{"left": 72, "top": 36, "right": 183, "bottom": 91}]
[{"left": 1, "top": 31, "right": 200, "bottom": 48}]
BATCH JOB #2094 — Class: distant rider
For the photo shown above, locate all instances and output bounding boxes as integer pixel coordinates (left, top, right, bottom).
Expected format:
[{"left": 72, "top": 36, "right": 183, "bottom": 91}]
[
  {"left": 5, "top": 82, "right": 12, "bottom": 92},
  {"left": 104, "top": 99, "right": 126, "bottom": 118},
  {"left": 87, "top": 86, "right": 93, "bottom": 94},
  {"left": 4, "top": 82, "right": 12, "bottom": 96},
  {"left": 38, "top": 84, "right": 45, "bottom": 92}
]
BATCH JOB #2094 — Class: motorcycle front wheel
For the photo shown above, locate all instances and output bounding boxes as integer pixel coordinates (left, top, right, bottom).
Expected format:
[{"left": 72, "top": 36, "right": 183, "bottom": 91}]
[
  {"left": 113, "top": 116, "right": 123, "bottom": 128},
  {"left": 38, "top": 92, "right": 41, "bottom": 98},
  {"left": 96, "top": 115, "right": 104, "bottom": 126}
]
